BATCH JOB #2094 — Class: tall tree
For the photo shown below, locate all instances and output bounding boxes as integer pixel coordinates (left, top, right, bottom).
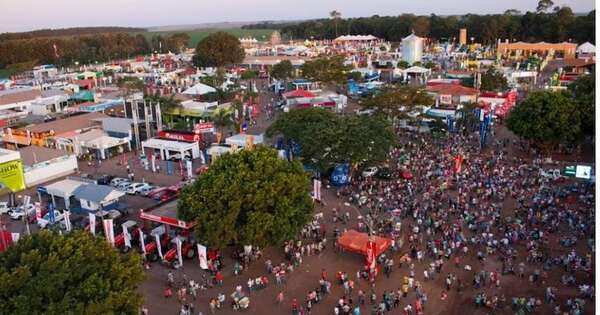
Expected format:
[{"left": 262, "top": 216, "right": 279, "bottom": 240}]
[
  {"left": 0, "top": 230, "right": 144, "bottom": 314},
  {"left": 211, "top": 107, "right": 234, "bottom": 143},
  {"left": 300, "top": 56, "right": 349, "bottom": 84},
  {"left": 362, "top": 86, "right": 434, "bottom": 122},
  {"left": 177, "top": 146, "right": 313, "bottom": 249},
  {"left": 480, "top": 67, "right": 509, "bottom": 92},
  {"left": 270, "top": 60, "right": 294, "bottom": 80},
  {"left": 193, "top": 32, "right": 244, "bottom": 68},
  {"left": 506, "top": 91, "right": 581, "bottom": 147},
  {"left": 329, "top": 10, "right": 342, "bottom": 37},
  {"left": 536, "top": 0, "right": 555, "bottom": 13},
  {"left": 267, "top": 108, "right": 396, "bottom": 172},
  {"left": 568, "top": 74, "right": 595, "bottom": 137}
]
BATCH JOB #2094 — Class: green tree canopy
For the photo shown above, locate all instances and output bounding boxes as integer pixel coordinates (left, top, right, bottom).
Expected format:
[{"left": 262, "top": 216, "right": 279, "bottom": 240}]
[
  {"left": 362, "top": 86, "right": 434, "bottom": 121},
  {"left": 193, "top": 32, "right": 244, "bottom": 68},
  {"left": 506, "top": 91, "right": 581, "bottom": 146},
  {"left": 267, "top": 108, "right": 396, "bottom": 172},
  {"left": 480, "top": 67, "right": 509, "bottom": 92},
  {"left": 270, "top": 60, "right": 294, "bottom": 80},
  {"left": 300, "top": 56, "right": 350, "bottom": 84},
  {"left": 165, "top": 33, "right": 191, "bottom": 52},
  {"left": 568, "top": 74, "right": 595, "bottom": 137},
  {"left": 177, "top": 146, "right": 313, "bottom": 249},
  {"left": 0, "top": 230, "right": 144, "bottom": 315}
]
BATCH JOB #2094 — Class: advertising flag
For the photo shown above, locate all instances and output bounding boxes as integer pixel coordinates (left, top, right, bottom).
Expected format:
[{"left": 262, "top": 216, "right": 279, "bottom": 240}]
[
  {"left": 366, "top": 240, "right": 377, "bottom": 270},
  {"left": 89, "top": 213, "right": 96, "bottom": 235},
  {"left": 197, "top": 244, "right": 208, "bottom": 269},
  {"left": 122, "top": 224, "right": 131, "bottom": 248},
  {"left": 103, "top": 219, "right": 115, "bottom": 246},
  {"left": 139, "top": 228, "right": 146, "bottom": 255},
  {"left": 48, "top": 203, "right": 55, "bottom": 224},
  {"left": 63, "top": 210, "right": 72, "bottom": 232},
  {"left": 154, "top": 233, "right": 163, "bottom": 259},
  {"left": 175, "top": 237, "right": 183, "bottom": 267}
]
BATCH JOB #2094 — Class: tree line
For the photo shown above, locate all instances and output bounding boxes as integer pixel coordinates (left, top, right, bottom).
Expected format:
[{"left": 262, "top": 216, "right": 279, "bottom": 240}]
[
  {"left": 0, "top": 26, "right": 147, "bottom": 41},
  {"left": 248, "top": 9, "right": 594, "bottom": 44},
  {"left": 0, "top": 32, "right": 192, "bottom": 70}
]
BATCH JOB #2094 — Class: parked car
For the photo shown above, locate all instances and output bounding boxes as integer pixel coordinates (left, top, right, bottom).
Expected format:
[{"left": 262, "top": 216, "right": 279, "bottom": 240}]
[
  {"left": 97, "top": 174, "right": 115, "bottom": 185},
  {"left": 37, "top": 210, "right": 65, "bottom": 229},
  {"left": 362, "top": 166, "right": 378, "bottom": 178},
  {"left": 116, "top": 181, "right": 132, "bottom": 191},
  {"left": 9, "top": 204, "right": 36, "bottom": 220},
  {"left": 0, "top": 202, "right": 10, "bottom": 215},
  {"left": 139, "top": 185, "right": 157, "bottom": 196},
  {"left": 110, "top": 177, "right": 129, "bottom": 187},
  {"left": 127, "top": 182, "right": 152, "bottom": 195}
]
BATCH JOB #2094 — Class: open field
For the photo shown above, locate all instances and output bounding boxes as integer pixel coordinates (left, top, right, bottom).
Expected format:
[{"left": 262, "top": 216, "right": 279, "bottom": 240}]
[{"left": 138, "top": 28, "right": 276, "bottom": 48}]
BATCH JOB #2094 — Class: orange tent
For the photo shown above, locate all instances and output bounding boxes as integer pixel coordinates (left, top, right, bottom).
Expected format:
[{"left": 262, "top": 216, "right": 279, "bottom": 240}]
[{"left": 337, "top": 230, "right": 392, "bottom": 257}]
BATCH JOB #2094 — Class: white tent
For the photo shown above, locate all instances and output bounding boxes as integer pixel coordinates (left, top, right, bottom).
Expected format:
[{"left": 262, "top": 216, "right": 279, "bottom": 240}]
[
  {"left": 182, "top": 83, "right": 217, "bottom": 96},
  {"left": 577, "top": 42, "right": 595, "bottom": 54}
]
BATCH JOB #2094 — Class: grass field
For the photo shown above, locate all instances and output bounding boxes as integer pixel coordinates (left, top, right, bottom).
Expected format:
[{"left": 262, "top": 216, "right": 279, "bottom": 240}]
[{"left": 139, "top": 28, "right": 276, "bottom": 48}]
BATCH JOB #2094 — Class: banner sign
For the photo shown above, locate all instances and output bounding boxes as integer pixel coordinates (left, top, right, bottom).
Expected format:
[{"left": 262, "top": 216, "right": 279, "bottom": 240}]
[
  {"left": 0, "top": 160, "right": 25, "bottom": 192},
  {"left": 313, "top": 179, "right": 322, "bottom": 201},
  {"left": 175, "top": 237, "right": 183, "bottom": 267},
  {"left": 194, "top": 122, "right": 215, "bottom": 134},
  {"left": 159, "top": 130, "right": 201, "bottom": 143}
]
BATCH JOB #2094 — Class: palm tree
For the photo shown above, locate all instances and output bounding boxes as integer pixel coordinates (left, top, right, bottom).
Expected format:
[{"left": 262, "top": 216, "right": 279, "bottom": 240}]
[
  {"left": 212, "top": 108, "right": 234, "bottom": 144},
  {"left": 159, "top": 95, "right": 182, "bottom": 129},
  {"left": 329, "top": 10, "right": 342, "bottom": 38}
]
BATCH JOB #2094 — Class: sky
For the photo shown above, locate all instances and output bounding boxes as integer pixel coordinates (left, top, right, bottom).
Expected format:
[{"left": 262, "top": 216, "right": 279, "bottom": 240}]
[{"left": 0, "top": 0, "right": 595, "bottom": 33}]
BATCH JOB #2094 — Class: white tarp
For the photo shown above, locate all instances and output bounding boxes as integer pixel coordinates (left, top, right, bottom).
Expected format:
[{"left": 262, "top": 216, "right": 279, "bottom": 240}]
[{"left": 182, "top": 83, "right": 217, "bottom": 96}]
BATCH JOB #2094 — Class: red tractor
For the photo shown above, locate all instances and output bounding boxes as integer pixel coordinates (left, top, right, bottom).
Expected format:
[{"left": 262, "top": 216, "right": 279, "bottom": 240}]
[
  {"left": 162, "top": 235, "right": 197, "bottom": 268},
  {"left": 114, "top": 220, "right": 140, "bottom": 253}
]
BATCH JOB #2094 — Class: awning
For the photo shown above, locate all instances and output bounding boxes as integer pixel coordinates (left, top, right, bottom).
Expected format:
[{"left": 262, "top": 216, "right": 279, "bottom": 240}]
[{"left": 336, "top": 230, "right": 392, "bottom": 257}]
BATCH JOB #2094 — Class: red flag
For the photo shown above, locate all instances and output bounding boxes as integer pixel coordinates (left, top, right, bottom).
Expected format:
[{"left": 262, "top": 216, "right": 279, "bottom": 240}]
[{"left": 453, "top": 154, "right": 464, "bottom": 174}]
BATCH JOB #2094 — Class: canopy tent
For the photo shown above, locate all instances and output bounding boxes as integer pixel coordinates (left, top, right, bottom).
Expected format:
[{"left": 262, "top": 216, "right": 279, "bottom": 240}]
[
  {"left": 283, "top": 89, "right": 316, "bottom": 99},
  {"left": 401, "top": 66, "right": 432, "bottom": 75},
  {"left": 336, "top": 230, "right": 392, "bottom": 257},
  {"left": 576, "top": 42, "right": 595, "bottom": 54},
  {"left": 182, "top": 83, "right": 217, "bottom": 96}
]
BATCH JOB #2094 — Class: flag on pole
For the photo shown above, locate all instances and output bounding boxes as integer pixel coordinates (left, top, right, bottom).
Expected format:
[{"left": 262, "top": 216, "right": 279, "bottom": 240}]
[
  {"left": 366, "top": 240, "right": 377, "bottom": 271},
  {"left": 139, "top": 228, "right": 146, "bottom": 255},
  {"left": 197, "top": 244, "right": 208, "bottom": 269},
  {"left": 175, "top": 237, "right": 183, "bottom": 267},
  {"left": 63, "top": 210, "right": 72, "bottom": 232},
  {"left": 103, "top": 219, "right": 115, "bottom": 246},
  {"left": 89, "top": 213, "right": 96, "bottom": 235},
  {"left": 122, "top": 224, "right": 131, "bottom": 248},
  {"left": 154, "top": 233, "right": 163, "bottom": 259}
]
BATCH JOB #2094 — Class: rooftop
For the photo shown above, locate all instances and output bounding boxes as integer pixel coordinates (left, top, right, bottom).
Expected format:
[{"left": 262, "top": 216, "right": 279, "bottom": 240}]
[
  {"left": 17, "top": 146, "right": 70, "bottom": 166},
  {"left": 24, "top": 112, "right": 107, "bottom": 134}
]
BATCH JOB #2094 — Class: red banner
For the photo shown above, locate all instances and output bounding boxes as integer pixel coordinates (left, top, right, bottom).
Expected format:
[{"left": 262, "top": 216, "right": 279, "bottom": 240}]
[
  {"left": 159, "top": 130, "right": 202, "bottom": 142},
  {"left": 194, "top": 122, "right": 215, "bottom": 134}
]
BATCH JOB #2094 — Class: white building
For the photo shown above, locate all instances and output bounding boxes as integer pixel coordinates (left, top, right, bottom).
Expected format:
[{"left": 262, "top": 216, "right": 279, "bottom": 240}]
[{"left": 401, "top": 33, "right": 424, "bottom": 65}]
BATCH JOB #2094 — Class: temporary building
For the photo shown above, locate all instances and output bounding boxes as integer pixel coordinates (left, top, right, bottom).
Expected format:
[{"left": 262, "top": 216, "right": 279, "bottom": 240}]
[
  {"left": 72, "top": 183, "right": 125, "bottom": 211},
  {"left": 401, "top": 33, "right": 424, "bottom": 64},
  {"left": 576, "top": 42, "right": 595, "bottom": 54},
  {"left": 182, "top": 83, "right": 217, "bottom": 96},
  {"left": 283, "top": 89, "right": 316, "bottom": 99},
  {"left": 336, "top": 230, "right": 392, "bottom": 258}
]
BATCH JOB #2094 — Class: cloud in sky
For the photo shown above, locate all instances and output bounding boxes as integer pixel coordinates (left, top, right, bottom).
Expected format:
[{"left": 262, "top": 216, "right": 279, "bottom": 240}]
[{"left": 0, "top": 0, "right": 595, "bottom": 32}]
